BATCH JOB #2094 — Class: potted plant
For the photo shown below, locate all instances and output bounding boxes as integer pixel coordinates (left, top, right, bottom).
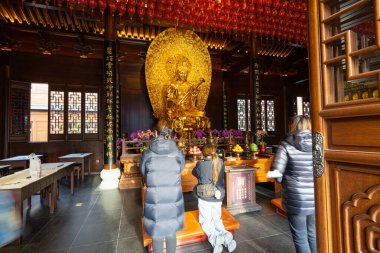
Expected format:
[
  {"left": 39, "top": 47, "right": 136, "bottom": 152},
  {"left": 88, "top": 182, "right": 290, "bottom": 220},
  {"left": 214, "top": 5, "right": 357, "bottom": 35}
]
[{"left": 255, "top": 130, "right": 268, "bottom": 154}]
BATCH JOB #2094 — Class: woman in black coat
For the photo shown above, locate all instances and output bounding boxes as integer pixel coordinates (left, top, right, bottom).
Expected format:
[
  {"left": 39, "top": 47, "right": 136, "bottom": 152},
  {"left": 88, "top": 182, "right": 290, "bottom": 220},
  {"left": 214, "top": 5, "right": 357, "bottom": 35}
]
[
  {"left": 267, "top": 116, "right": 316, "bottom": 253},
  {"left": 140, "top": 120, "right": 185, "bottom": 253}
]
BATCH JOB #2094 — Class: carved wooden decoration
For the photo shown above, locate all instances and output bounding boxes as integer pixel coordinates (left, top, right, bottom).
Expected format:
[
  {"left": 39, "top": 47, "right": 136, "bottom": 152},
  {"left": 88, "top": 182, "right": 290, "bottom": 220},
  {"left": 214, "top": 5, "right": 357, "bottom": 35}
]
[{"left": 343, "top": 184, "right": 380, "bottom": 252}]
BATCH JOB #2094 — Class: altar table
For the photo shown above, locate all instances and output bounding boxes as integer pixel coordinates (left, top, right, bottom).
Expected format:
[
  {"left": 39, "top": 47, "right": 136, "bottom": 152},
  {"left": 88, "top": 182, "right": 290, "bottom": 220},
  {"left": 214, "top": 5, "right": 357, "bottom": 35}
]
[
  {"left": 0, "top": 155, "right": 44, "bottom": 172},
  {"left": 58, "top": 153, "right": 92, "bottom": 182},
  {"left": 181, "top": 157, "right": 276, "bottom": 193}
]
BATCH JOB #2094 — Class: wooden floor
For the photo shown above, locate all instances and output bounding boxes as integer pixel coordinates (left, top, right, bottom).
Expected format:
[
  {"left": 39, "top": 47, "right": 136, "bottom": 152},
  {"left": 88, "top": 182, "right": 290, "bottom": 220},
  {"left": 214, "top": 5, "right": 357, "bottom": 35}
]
[{"left": 1, "top": 176, "right": 296, "bottom": 253}]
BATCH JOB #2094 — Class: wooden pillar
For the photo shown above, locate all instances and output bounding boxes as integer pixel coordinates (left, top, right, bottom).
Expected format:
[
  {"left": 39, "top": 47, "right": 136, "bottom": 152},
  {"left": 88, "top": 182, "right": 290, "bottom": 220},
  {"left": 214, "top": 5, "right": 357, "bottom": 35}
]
[
  {"left": 0, "top": 53, "right": 10, "bottom": 158},
  {"left": 100, "top": 11, "right": 121, "bottom": 189},
  {"left": 103, "top": 12, "right": 117, "bottom": 170},
  {"left": 249, "top": 35, "right": 261, "bottom": 142}
]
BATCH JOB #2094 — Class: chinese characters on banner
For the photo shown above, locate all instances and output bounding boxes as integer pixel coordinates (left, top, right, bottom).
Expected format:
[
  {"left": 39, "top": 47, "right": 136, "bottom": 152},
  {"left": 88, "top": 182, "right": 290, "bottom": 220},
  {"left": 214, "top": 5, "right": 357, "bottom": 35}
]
[
  {"left": 254, "top": 62, "right": 262, "bottom": 130},
  {"left": 104, "top": 42, "right": 116, "bottom": 167}
]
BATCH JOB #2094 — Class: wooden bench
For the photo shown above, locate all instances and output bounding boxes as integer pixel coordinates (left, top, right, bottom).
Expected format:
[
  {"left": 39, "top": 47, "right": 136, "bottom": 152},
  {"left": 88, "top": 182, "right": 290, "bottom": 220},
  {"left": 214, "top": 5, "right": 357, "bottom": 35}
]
[
  {"left": 142, "top": 208, "right": 240, "bottom": 252},
  {"left": 270, "top": 197, "right": 287, "bottom": 217}
]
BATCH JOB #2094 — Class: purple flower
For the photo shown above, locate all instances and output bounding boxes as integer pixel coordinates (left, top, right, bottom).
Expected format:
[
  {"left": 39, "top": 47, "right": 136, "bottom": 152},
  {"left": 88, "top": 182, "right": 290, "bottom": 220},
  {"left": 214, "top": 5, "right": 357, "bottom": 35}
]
[
  {"left": 221, "top": 129, "right": 231, "bottom": 138},
  {"left": 194, "top": 129, "right": 206, "bottom": 138},
  {"left": 116, "top": 138, "right": 122, "bottom": 146},
  {"left": 233, "top": 129, "right": 243, "bottom": 137},
  {"left": 130, "top": 131, "right": 139, "bottom": 140}
]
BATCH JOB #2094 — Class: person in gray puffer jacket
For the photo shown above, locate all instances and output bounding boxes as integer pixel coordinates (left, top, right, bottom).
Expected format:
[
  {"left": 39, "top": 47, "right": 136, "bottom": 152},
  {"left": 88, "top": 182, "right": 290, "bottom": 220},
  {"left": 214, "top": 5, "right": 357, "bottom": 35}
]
[
  {"left": 267, "top": 115, "right": 316, "bottom": 253},
  {"left": 140, "top": 120, "right": 185, "bottom": 253}
]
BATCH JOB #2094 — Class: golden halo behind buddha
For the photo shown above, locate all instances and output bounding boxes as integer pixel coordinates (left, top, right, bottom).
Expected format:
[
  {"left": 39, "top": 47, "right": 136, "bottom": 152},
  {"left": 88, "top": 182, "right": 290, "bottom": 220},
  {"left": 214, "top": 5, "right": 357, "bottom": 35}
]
[{"left": 145, "top": 28, "right": 212, "bottom": 119}]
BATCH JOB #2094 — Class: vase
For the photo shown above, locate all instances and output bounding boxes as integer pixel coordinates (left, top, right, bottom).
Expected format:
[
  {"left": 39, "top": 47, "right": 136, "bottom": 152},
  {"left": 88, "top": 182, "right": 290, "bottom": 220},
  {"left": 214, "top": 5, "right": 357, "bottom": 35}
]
[{"left": 259, "top": 145, "right": 267, "bottom": 154}]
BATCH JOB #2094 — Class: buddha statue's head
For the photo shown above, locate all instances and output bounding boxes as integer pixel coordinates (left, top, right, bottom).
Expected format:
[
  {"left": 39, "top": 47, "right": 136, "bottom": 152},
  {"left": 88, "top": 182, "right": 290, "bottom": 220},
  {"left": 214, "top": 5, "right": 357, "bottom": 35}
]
[{"left": 176, "top": 57, "right": 192, "bottom": 82}]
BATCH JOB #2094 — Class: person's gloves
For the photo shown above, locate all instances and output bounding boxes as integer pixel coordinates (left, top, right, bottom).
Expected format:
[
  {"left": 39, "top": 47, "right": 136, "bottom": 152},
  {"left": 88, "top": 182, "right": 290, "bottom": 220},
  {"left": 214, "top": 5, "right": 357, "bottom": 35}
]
[
  {"left": 266, "top": 170, "right": 283, "bottom": 178},
  {"left": 215, "top": 190, "right": 221, "bottom": 199}
]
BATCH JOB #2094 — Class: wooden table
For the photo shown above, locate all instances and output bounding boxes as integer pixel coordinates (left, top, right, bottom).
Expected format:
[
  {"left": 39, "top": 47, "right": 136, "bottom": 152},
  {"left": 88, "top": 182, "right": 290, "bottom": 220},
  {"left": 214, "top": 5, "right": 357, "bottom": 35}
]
[
  {"left": 0, "top": 165, "right": 11, "bottom": 177},
  {"left": 224, "top": 161, "right": 262, "bottom": 215},
  {"left": 0, "top": 155, "right": 44, "bottom": 172},
  {"left": 0, "top": 162, "right": 74, "bottom": 218},
  {"left": 0, "top": 162, "right": 74, "bottom": 243},
  {"left": 58, "top": 153, "right": 92, "bottom": 182}
]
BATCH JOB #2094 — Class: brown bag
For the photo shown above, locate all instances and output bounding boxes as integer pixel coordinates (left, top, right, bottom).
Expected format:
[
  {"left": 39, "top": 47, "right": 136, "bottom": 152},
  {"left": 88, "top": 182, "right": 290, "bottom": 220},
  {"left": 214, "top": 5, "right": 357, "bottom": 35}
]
[{"left": 196, "top": 183, "right": 217, "bottom": 198}]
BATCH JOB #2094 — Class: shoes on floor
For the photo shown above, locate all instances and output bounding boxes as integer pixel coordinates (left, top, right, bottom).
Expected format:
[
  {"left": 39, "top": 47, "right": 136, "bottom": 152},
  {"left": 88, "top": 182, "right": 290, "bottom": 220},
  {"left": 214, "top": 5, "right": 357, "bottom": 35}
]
[
  {"left": 227, "top": 239, "right": 237, "bottom": 252},
  {"left": 213, "top": 244, "right": 223, "bottom": 253},
  {"left": 222, "top": 232, "right": 236, "bottom": 252}
]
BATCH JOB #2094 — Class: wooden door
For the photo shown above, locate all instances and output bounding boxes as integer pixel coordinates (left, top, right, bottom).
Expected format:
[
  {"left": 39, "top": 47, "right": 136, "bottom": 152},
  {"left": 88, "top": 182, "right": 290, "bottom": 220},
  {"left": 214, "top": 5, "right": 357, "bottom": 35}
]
[{"left": 308, "top": 0, "right": 380, "bottom": 252}]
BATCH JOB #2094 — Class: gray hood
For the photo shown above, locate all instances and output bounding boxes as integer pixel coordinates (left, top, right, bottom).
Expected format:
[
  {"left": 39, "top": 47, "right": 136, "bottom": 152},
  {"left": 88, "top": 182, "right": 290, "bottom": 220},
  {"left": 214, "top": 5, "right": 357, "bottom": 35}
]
[
  {"left": 149, "top": 136, "right": 178, "bottom": 155},
  {"left": 285, "top": 130, "right": 312, "bottom": 152}
]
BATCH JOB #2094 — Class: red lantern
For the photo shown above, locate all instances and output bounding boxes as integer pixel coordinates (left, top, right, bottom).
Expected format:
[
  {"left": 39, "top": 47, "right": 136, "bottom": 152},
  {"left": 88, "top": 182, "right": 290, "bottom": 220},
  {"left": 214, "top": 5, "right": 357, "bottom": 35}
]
[
  {"left": 127, "top": 3, "right": 135, "bottom": 19},
  {"left": 146, "top": 9, "right": 154, "bottom": 19},
  {"left": 137, "top": 7, "right": 145, "bottom": 22},
  {"left": 67, "top": 0, "right": 76, "bottom": 12},
  {"left": 88, "top": 0, "right": 97, "bottom": 11},
  {"left": 108, "top": 0, "right": 117, "bottom": 16},
  {"left": 98, "top": 0, "right": 107, "bottom": 14},
  {"left": 57, "top": 0, "right": 65, "bottom": 8},
  {"left": 118, "top": 1, "right": 127, "bottom": 18},
  {"left": 147, "top": 0, "right": 155, "bottom": 10}
]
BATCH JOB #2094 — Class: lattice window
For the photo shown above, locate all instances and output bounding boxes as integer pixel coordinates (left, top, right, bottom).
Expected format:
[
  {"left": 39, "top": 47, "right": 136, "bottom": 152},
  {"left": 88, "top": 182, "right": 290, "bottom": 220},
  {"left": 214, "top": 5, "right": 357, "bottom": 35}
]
[
  {"left": 261, "top": 99, "right": 275, "bottom": 132},
  {"left": 261, "top": 100, "right": 266, "bottom": 131},
  {"left": 68, "top": 92, "right": 81, "bottom": 134},
  {"left": 9, "top": 81, "right": 30, "bottom": 142},
  {"left": 293, "top": 96, "right": 311, "bottom": 117},
  {"left": 303, "top": 101, "right": 311, "bottom": 117},
  {"left": 237, "top": 98, "right": 251, "bottom": 131},
  {"left": 85, "top": 92, "right": 98, "bottom": 134},
  {"left": 267, "top": 100, "right": 275, "bottom": 131},
  {"left": 247, "top": 99, "right": 251, "bottom": 132},
  {"left": 237, "top": 99, "right": 246, "bottom": 131},
  {"left": 50, "top": 91, "right": 64, "bottom": 134},
  {"left": 321, "top": 0, "right": 379, "bottom": 104}
]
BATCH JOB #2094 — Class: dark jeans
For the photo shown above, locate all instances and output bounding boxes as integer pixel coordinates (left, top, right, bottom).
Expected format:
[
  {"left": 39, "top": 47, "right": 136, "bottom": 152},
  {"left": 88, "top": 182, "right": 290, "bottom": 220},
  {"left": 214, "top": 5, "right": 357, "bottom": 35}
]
[
  {"left": 288, "top": 214, "right": 317, "bottom": 253},
  {"left": 152, "top": 234, "right": 177, "bottom": 253}
]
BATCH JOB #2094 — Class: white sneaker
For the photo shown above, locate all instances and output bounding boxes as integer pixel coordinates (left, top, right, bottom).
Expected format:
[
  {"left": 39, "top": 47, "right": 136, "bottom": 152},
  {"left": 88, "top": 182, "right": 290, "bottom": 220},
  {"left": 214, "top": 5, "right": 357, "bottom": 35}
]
[
  {"left": 227, "top": 239, "right": 237, "bottom": 252},
  {"left": 215, "top": 235, "right": 224, "bottom": 246},
  {"left": 222, "top": 232, "right": 233, "bottom": 247},
  {"left": 213, "top": 244, "right": 223, "bottom": 253}
]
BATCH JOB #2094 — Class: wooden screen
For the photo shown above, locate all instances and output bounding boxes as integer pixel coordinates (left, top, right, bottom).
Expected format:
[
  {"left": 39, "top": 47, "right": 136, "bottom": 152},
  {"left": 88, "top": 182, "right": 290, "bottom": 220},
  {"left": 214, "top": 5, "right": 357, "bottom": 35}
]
[
  {"left": 9, "top": 81, "right": 30, "bottom": 142},
  {"left": 313, "top": 0, "right": 380, "bottom": 252}
]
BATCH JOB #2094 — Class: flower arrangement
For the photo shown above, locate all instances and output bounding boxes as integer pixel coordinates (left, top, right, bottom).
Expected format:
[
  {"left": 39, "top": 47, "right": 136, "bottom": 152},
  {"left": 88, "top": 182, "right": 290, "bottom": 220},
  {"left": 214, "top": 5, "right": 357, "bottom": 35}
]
[
  {"left": 194, "top": 129, "right": 243, "bottom": 138},
  {"left": 255, "top": 130, "right": 268, "bottom": 146},
  {"left": 130, "top": 129, "right": 156, "bottom": 141},
  {"left": 194, "top": 129, "right": 206, "bottom": 138}
]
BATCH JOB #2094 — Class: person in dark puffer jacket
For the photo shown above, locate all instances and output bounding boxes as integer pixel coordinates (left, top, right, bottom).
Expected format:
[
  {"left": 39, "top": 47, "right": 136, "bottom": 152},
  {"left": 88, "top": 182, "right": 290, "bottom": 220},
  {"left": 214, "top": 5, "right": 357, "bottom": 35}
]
[
  {"left": 140, "top": 120, "right": 185, "bottom": 253},
  {"left": 267, "top": 115, "right": 316, "bottom": 253},
  {"left": 192, "top": 143, "right": 236, "bottom": 253}
]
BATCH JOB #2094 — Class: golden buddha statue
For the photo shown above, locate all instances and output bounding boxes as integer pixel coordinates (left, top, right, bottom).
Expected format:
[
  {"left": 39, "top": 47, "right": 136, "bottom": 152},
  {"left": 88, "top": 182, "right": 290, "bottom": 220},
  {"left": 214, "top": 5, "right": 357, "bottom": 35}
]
[
  {"left": 145, "top": 28, "right": 212, "bottom": 135},
  {"left": 165, "top": 56, "right": 210, "bottom": 133}
]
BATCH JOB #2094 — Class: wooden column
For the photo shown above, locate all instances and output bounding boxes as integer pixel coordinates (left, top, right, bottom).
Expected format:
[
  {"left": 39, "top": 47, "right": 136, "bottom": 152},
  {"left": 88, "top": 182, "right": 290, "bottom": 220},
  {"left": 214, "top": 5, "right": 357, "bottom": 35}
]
[
  {"left": 249, "top": 35, "right": 261, "bottom": 142},
  {"left": 308, "top": 0, "right": 330, "bottom": 252},
  {"left": 103, "top": 12, "right": 117, "bottom": 170},
  {"left": 100, "top": 11, "right": 121, "bottom": 189},
  {"left": 0, "top": 53, "right": 10, "bottom": 158}
]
